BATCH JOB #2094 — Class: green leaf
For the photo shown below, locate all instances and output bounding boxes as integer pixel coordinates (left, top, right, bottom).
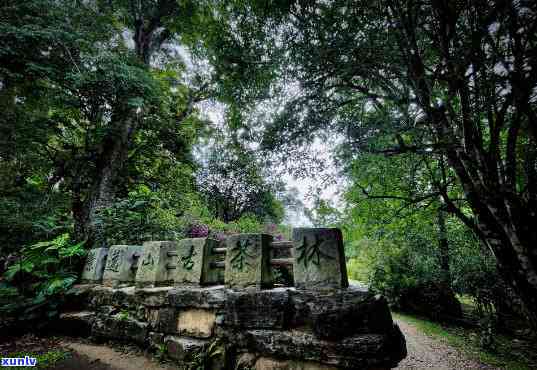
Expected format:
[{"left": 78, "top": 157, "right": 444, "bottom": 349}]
[{"left": 127, "top": 97, "right": 144, "bottom": 107}]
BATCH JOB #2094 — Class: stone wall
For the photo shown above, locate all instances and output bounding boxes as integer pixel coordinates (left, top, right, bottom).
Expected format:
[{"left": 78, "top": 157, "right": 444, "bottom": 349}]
[
  {"left": 62, "top": 284, "right": 405, "bottom": 370},
  {"left": 62, "top": 228, "right": 406, "bottom": 369}
]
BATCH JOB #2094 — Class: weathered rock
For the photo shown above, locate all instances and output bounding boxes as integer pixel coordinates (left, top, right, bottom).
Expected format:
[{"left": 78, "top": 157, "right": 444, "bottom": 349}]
[
  {"left": 292, "top": 228, "right": 348, "bottom": 290},
  {"left": 92, "top": 314, "right": 148, "bottom": 344},
  {"left": 164, "top": 335, "right": 209, "bottom": 362},
  {"left": 254, "top": 357, "right": 339, "bottom": 370},
  {"left": 177, "top": 309, "right": 216, "bottom": 338},
  {"left": 225, "top": 288, "right": 291, "bottom": 329},
  {"left": 57, "top": 311, "right": 95, "bottom": 337},
  {"left": 168, "top": 286, "right": 226, "bottom": 309},
  {"left": 81, "top": 248, "right": 108, "bottom": 283},
  {"left": 230, "top": 327, "right": 405, "bottom": 369},
  {"left": 135, "top": 287, "right": 172, "bottom": 307},
  {"left": 135, "top": 241, "right": 177, "bottom": 288},
  {"left": 102, "top": 245, "right": 143, "bottom": 287},
  {"left": 173, "top": 238, "right": 224, "bottom": 286},
  {"left": 236, "top": 353, "right": 258, "bottom": 368},
  {"left": 148, "top": 331, "right": 165, "bottom": 349},
  {"left": 88, "top": 286, "right": 137, "bottom": 309},
  {"left": 289, "top": 286, "right": 394, "bottom": 339},
  {"left": 399, "top": 281, "right": 463, "bottom": 321},
  {"left": 64, "top": 284, "right": 96, "bottom": 311},
  {"left": 225, "top": 234, "right": 273, "bottom": 289},
  {"left": 146, "top": 307, "right": 177, "bottom": 333}
]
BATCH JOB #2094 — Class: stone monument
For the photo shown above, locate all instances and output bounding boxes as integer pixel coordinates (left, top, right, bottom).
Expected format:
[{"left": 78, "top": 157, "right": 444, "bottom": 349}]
[
  {"left": 135, "top": 241, "right": 177, "bottom": 288},
  {"left": 80, "top": 248, "right": 108, "bottom": 284},
  {"left": 173, "top": 238, "right": 223, "bottom": 286},
  {"left": 102, "top": 245, "right": 143, "bottom": 287},
  {"left": 224, "top": 233, "right": 273, "bottom": 289},
  {"left": 292, "top": 228, "right": 349, "bottom": 290}
]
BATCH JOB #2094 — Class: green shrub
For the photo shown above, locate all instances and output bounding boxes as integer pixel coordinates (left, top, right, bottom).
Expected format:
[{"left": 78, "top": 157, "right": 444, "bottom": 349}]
[{"left": 0, "top": 233, "right": 85, "bottom": 325}]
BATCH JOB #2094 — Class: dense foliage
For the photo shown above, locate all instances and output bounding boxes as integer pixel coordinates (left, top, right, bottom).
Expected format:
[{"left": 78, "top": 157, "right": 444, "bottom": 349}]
[
  {"left": 0, "top": 234, "right": 86, "bottom": 325},
  {"left": 0, "top": 0, "right": 289, "bottom": 325},
  {"left": 208, "top": 0, "right": 537, "bottom": 329}
]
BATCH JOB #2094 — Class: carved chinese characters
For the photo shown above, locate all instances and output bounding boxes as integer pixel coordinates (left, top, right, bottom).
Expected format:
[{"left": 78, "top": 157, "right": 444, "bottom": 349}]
[
  {"left": 81, "top": 248, "right": 108, "bottom": 283},
  {"left": 135, "top": 241, "right": 177, "bottom": 288},
  {"left": 102, "top": 245, "right": 143, "bottom": 287},
  {"left": 292, "top": 228, "right": 349, "bottom": 290},
  {"left": 172, "top": 238, "right": 223, "bottom": 286},
  {"left": 224, "top": 234, "right": 273, "bottom": 289}
]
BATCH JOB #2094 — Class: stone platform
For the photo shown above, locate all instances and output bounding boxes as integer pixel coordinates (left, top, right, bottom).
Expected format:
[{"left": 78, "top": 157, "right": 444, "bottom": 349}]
[{"left": 60, "top": 283, "right": 406, "bottom": 370}]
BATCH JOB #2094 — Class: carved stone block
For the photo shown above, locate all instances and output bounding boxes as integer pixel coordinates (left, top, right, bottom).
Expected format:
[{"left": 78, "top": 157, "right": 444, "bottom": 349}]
[
  {"left": 292, "top": 228, "right": 348, "bottom": 290},
  {"left": 173, "top": 238, "right": 223, "bottom": 286},
  {"left": 81, "top": 248, "right": 108, "bottom": 283},
  {"left": 224, "top": 234, "right": 273, "bottom": 289},
  {"left": 102, "top": 245, "right": 143, "bottom": 287},
  {"left": 135, "top": 241, "right": 177, "bottom": 288}
]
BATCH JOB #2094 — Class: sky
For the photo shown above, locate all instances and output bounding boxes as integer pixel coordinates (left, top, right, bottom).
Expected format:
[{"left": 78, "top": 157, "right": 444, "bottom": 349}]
[
  {"left": 196, "top": 99, "right": 343, "bottom": 227},
  {"left": 162, "top": 40, "right": 344, "bottom": 228}
]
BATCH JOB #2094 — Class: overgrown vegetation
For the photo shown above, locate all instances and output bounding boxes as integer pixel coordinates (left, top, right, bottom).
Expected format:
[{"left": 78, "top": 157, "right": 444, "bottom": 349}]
[
  {"left": 0, "top": 234, "right": 85, "bottom": 326},
  {"left": 0, "top": 0, "right": 292, "bottom": 328}
]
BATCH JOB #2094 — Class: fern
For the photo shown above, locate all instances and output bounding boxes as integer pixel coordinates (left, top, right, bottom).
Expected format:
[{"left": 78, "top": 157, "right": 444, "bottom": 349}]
[{"left": 0, "top": 233, "right": 86, "bottom": 325}]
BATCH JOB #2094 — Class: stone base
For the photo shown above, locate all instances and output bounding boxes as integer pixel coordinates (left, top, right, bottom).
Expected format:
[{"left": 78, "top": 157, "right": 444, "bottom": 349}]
[
  {"left": 62, "top": 284, "right": 406, "bottom": 369},
  {"left": 165, "top": 335, "right": 209, "bottom": 362},
  {"left": 92, "top": 314, "right": 148, "bottom": 345}
]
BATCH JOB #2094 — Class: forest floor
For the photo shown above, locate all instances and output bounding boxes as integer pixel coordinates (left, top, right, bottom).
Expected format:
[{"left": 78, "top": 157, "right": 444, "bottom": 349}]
[{"left": 2, "top": 317, "right": 535, "bottom": 370}]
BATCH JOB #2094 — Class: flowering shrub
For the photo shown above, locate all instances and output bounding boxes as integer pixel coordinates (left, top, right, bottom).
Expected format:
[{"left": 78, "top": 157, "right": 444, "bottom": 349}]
[{"left": 188, "top": 223, "right": 209, "bottom": 238}]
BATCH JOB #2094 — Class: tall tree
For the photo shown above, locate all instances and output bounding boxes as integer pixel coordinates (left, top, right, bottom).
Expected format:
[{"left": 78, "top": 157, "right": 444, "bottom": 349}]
[
  {"left": 213, "top": 0, "right": 537, "bottom": 327},
  {"left": 0, "top": 0, "right": 210, "bottom": 247},
  {"left": 197, "top": 140, "right": 285, "bottom": 223}
]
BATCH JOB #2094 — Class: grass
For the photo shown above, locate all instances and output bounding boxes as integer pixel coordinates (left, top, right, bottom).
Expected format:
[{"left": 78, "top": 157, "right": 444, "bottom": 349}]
[{"left": 393, "top": 312, "right": 536, "bottom": 370}]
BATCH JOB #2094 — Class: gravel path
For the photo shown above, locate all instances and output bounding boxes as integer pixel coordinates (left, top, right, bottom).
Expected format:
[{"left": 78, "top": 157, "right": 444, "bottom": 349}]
[{"left": 395, "top": 320, "right": 499, "bottom": 370}]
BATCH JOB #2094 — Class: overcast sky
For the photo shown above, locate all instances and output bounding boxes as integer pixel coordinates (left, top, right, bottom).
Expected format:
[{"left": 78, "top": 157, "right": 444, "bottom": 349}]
[{"left": 196, "top": 100, "right": 343, "bottom": 227}]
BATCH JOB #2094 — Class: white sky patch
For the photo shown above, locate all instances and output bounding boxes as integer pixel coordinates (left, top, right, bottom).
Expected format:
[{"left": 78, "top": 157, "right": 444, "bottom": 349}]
[{"left": 194, "top": 101, "right": 343, "bottom": 227}]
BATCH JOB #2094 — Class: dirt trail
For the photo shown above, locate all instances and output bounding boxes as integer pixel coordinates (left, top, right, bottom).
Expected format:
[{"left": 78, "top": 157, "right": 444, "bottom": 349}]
[
  {"left": 395, "top": 320, "right": 499, "bottom": 370},
  {"left": 51, "top": 341, "right": 176, "bottom": 370}
]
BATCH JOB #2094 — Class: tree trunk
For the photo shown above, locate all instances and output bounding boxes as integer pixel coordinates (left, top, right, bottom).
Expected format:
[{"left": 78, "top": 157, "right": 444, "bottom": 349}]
[
  {"left": 437, "top": 205, "right": 451, "bottom": 287},
  {"left": 74, "top": 5, "right": 162, "bottom": 248},
  {"left": 478, "top": 217, "right": 537, "bottom": 330},
  {"left": 75, "top": 113, "right": 138, "bottom": 248},
  {"left": 394, "top": 4, "right": 537, "bottom": 329}
]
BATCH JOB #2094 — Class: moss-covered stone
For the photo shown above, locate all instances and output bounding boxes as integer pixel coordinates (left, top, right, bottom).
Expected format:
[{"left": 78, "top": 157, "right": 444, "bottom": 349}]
[
  {"left": 92, "top": 314, "right": 148, "bottom": 344},
  {"left": 81, "top": 248, "right": 108, "bottom": 284},
  {"left": 225, "top": 234, "right": 273, "bottom": 289},
  {"left": 168, "top": 285, "right": 226, "bottom": 309},
  {"left": 135, "top": 241, "right": 177, "bottom": 288},
  {"left": 292, "top": 229, "right": 348, "bottom": 290},
  {"left": 225, "top": 288, "right": 291, "bottom": 329},
  {"left": 164, "top": 335, "right": 209, "bottom": 362}
]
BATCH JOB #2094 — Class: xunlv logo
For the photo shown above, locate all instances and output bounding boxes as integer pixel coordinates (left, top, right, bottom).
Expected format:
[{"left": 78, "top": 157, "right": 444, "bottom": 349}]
[{"left": 1, "top": 356, "right": 37, "bottom": 366}]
